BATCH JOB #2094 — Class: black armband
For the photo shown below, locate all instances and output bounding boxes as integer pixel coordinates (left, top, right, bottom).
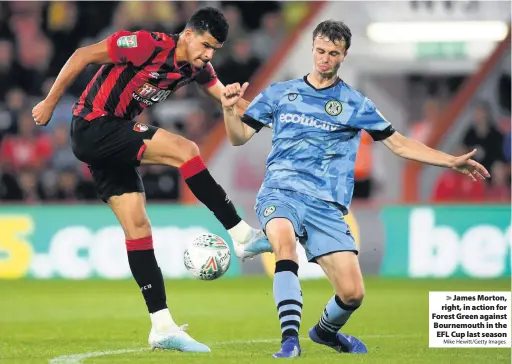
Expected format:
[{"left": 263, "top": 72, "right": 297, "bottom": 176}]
[
  {"left": 241, "top": 115, "right": 265, "bottom": 132},
  {"left": 367, "top": 125, "right": 396, "bottom": 141}
]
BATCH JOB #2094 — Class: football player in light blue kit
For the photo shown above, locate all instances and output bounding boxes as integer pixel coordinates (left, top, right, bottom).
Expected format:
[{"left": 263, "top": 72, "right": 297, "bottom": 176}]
[{"left": 225, "top": 20, "right": 490, "bottom": 358}]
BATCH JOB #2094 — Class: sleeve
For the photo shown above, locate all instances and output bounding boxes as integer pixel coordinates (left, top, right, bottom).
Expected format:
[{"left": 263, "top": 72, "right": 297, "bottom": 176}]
[
  {"left": 106, "top": 30, "right": 155, "bottom": 67},
  {"left": 241, "top": 84, "right": 278, "bottom": 132},
  {"left": 194, "top": 63, "right": 218, "bottom": 88},
  {"left": 350, "top": 97, "right": 396, "bottom": 141}
]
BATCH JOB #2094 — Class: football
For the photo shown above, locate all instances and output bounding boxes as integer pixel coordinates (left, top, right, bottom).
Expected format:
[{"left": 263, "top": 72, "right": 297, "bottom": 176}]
[{"left": 184, "top": 233, "right": 231, "bottom": 280}]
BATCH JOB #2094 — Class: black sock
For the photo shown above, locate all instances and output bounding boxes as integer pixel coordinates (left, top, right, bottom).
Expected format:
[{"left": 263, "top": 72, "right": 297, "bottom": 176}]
[
  {"left": 126, "top": 236, "right": 167, "bottom": 313},
  {"left": 179, "top": 156, "right": 241, "bottom": 230}
]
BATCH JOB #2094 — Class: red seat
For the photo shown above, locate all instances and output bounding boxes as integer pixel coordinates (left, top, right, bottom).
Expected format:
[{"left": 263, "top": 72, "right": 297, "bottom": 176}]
[{"left": 432, "top": 171, "right": 486, "bottom": 202}]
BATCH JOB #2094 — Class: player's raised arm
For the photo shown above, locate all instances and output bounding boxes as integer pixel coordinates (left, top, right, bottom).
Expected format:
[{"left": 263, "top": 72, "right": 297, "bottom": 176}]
[
  {"left": 353, "top": 97, "right": 490, "bottom": 181},
  {"left": 32, "top": 39, "right": 111, "bottom": 125},
  {"left": 382, "top": 132, "right": 490, "bottom": 181},
  {"left": 221, "top": 82, "right": 278, "bottom": 146},
  {"left": 199, "top": 68, "right": 251, "bottom": 119},
  {"left": 33, "top": 30, "right": 155, "bottom": 126},
  {"left": 221, "top": 82, "right": 260, "bottom": 146}
]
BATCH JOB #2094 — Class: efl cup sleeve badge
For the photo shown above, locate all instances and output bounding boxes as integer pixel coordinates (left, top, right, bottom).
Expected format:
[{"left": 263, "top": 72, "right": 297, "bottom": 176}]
[
  {"left": 263, "top": 205, "right": 276, "bottom": 217},
  {"left": 133, "top": 123, "right": 149, "bottom": 132},
  {"left": 117, "top": 35, "right": 138, "bottom": 48}
]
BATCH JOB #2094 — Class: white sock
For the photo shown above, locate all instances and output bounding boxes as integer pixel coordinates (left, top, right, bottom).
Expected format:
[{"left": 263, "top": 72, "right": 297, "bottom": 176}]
[
  {"left": 150, "top": 308, "right": 176, "bottom": 333},
  {"left": 228, "top": 220, "right": 253, "bottom": 243}
]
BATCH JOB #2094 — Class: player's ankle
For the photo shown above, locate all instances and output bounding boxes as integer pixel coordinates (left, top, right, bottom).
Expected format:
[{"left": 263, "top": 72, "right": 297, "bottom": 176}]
[
  {"left": 282, "top": 330, "right": 299, "bottom": 343},
  {"left": 150, "top": 308, "right": 176, "bottom": 333},
  {"left": 315, "top": 324, "right": 337, "bottom": 342},
  {"left": 227, "top": 220, "right": 252, "bottom": 243}
]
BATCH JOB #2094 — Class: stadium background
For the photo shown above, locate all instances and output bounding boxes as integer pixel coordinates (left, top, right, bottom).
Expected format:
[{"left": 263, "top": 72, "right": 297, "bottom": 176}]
[
  {"left": 0, "top": 1, "right": 511, "bottom": 363},
  {"left": 0, "top": 0, "right": 509, "bottom": 281}
]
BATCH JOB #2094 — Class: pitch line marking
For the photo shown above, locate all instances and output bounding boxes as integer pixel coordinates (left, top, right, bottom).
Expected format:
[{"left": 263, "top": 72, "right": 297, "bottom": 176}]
[{"left": 49, "top": 334, "right": 415, "bottom": 363}]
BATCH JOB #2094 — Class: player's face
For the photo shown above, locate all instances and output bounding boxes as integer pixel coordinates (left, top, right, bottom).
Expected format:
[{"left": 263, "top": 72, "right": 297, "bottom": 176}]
[
  {"left": 185, "top": 30, "right": 223, "bottom": 69},
  {"left": 312, "top": 35, "right": 347, "bottom": 77}
]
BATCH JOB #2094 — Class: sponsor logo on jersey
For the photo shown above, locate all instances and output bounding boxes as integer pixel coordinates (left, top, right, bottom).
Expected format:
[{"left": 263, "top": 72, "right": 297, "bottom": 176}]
[
  {"left": 117, "top": 35, "right": 138, "bottom": 48},
  {"left": 132, "top": 83, "right": 171, "bottom": 106},
  {"left": 133, "top": 123, "right": 149, "bottom": 132},
  {"left": 279, "top": 113, "right": 340, "bottom": 131}
]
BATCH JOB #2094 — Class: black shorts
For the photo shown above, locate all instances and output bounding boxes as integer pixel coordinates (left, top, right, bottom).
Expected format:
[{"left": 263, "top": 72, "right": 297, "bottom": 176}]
[{"left": 70, "top": 115, "right": 158, "bottom": 202}]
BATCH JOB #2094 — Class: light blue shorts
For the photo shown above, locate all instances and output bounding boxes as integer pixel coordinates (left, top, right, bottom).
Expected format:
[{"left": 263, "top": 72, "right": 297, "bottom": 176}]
[{"left": 255, "top": 187, "right": 357, "bottom": 262}]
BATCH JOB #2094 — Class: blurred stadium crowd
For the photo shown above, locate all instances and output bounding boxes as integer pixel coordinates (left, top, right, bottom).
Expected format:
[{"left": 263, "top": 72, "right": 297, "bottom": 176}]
[
  {"left": 403, "top": 72, "right": 511, "bottom": 203},
  {"left": 429, "top": 98, "right": 511, "bottom": 202},
  {"left": 0, "top": 1, "right": 308, "bottom": 203},
  {"left": 0, "top": 1, "right": 509, "bottom": 204}
]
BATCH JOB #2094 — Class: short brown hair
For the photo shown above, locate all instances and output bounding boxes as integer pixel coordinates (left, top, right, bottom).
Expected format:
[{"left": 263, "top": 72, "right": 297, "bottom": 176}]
[{"left": 313, "top": 20, "right": 352, "bottom": 51}]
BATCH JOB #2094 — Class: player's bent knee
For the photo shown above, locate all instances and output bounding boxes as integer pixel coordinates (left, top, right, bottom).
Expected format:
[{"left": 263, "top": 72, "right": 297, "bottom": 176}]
[
  {"left": 125, "top": 217, "right": 151, "bottom": 240},
  {"left": 337, "top": 287, "right": 365, "bottom": 307},
  {"left": 108, "top": 193, "right": 152, "bottom": 240},
  {"left": 178, "top": 139, "right": 200, "bottom": 165},
  {"left": 272, "top": 237, "right": 297, "bottom": 261},
  {"left": 142, "top": 129, "right": 201, "bottom": 167},
  {"left": 266, "top": 218, "right": 297, "bottom": 260},
  {"left": 157, "top": 137, "right": 199, "bottom": 166},
  {"left": 273, "top": 242, "right": 297, "bottom": 260},
  {"left": 266, "top": 218, "right": 295, "bottom": 240}
]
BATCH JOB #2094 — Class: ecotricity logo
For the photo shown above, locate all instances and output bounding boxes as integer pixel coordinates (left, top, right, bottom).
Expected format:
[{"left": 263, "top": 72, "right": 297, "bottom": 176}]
[{"left": 279, "top": 113, "right": 340, "bottom": 131}]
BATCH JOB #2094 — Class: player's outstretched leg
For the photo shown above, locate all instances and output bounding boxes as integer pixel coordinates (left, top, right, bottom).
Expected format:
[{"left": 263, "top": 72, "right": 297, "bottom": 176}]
[
  {"left": 141, "top": 129, "right": 272, "bottom": 258},
  {"left": 109, "top": 192, "right": 210, "bottom": 353},
  {"left": 309, "top": 251, "right": 367, "bottom": 354},
  {"left": 266, "top": 218, "right": 302, "bottom": 358}
]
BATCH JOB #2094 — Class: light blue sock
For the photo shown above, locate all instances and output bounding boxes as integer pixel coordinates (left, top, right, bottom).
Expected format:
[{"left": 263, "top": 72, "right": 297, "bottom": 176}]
[{"left": 273, "top": 260, "right": 302, "bottom": 340}]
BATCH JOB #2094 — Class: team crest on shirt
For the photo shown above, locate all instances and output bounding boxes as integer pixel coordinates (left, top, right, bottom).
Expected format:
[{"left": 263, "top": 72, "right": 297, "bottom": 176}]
[
  {"left": 288, "top": 93, "right": 298, "bottom": 101},
  {"left": 325, "top": 100, "right": 342, "bottom": 116},
  {"left": 133, "top": 123, "right": 149, "bottom": 132},
  {"left": 117, "top": 35, "right": 138, "bottom": 48},
  {"left": 263, "top": 205, "right": 276, "bottom": 217}
]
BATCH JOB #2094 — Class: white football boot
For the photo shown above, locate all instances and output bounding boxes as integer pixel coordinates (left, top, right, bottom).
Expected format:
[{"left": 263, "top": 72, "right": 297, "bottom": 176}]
[
  {"left": 233, "top": 228, "right": 273, "bottom": 262},
  {"left": 148, "top": 324, "right": 210, "bottom": 353}
]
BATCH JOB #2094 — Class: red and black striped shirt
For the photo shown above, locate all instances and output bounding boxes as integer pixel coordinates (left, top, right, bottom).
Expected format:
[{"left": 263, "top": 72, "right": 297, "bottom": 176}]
[{"left": 72, "top": 30, "right": 218, "bottom": 121}]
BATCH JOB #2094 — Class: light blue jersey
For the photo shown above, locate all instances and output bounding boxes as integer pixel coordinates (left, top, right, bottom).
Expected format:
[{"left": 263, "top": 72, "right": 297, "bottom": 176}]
[{"left": 243, "top": 76, "right": 395, "bottom": 214}]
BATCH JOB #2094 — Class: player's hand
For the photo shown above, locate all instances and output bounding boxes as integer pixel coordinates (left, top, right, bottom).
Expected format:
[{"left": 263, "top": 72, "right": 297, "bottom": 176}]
[
  {"left": 221, "top": 82, "right": 249, "bottom": 110},
  {"left": 451, "top": 149, "right": 490, "bottom": 181},
  {"left": 32, "top": 99, "right": 55, "bottom": 126}
]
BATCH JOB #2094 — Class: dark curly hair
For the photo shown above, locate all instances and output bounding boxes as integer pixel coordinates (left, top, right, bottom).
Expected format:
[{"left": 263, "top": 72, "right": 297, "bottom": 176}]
[{"left": 186, "top": 7, "right": 229, "bottom": 43}]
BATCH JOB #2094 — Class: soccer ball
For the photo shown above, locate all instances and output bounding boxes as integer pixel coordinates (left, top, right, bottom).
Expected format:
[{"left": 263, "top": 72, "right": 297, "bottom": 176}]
[{"left": 183, "top": 233, "right": 231, "bottom": 280}]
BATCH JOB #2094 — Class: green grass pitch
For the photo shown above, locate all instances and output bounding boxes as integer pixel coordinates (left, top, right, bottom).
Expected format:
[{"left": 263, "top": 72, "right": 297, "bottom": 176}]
[{"left": 0, "top": 276, "right": 510, "bottom": 363}]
